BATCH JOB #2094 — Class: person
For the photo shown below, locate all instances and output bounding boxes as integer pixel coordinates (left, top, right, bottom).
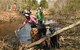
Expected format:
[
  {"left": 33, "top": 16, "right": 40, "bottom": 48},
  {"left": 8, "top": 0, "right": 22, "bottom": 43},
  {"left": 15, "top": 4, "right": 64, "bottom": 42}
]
[
  {"left": 20, "top": 10, "right": 37, "bottom": 29},
  {"left": 22, "top": 8, "right": 31, "bottom": 17},
  {"left": 49, "top": 25, "right": 61, "bottom": 49},
  {"left": 36, "top": 7, "right": 44, "bottom": 25},
  {"left": 15, "top": 9, "right": 38, "bottom": 49}
]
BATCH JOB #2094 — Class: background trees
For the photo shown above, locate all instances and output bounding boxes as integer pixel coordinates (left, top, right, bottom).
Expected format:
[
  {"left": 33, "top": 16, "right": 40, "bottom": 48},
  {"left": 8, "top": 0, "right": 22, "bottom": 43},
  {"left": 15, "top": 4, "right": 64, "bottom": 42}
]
[
  {"left": 40, "top": 0, "right": 48, "bottom": 8},
  {"left": 0, "top": 0, "right": 48, "bottom": 11}
]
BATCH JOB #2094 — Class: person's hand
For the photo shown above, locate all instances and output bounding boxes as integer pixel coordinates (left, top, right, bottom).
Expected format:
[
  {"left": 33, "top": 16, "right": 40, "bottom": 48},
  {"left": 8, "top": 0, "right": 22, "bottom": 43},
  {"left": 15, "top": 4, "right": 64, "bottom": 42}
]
[
  {"left": 14, "top": 30, "right": 17, "bottom": 33},
  {"left": 46, "top": 26, "right": 50, "bottom": 29},
  {"left": 36, "top": 19, "right": 38, "bottom": 24},
  {"left": 15, "top": 28, "right": 20, "bottom": 33},
  {"left": 17, "top": 28, "right": 20, "bottom": 31}
]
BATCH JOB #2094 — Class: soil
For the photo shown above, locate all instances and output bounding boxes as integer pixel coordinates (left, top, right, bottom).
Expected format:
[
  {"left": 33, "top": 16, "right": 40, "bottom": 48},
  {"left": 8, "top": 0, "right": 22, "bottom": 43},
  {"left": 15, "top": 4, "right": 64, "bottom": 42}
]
[{"left": 0, "top": 11, "right": 80, "bottom": 50}]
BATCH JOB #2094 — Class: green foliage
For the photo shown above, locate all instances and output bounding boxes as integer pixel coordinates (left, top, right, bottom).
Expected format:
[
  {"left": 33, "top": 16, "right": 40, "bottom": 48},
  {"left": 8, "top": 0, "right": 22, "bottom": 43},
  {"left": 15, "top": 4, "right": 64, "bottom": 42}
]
[
  {"left": 27, "top": 0, "right": 32, "bottom": 9},
  {"left": 31, "top": 0, "right": 39, "bottom": 9},
  {"left": 40, "top": 0, "right": 48, "bottom": 8},
  {"left": 17, "top": 3, "right": 22, "bottom": 11},
  {"left": 17, "top": 0, "right": 39, "bottom": 11},
  {"left": 23, "top": 0, "right": 39, "bottom": 10},
  {"left": 0, "top": 0, "right": 49, "bottom": 11}
]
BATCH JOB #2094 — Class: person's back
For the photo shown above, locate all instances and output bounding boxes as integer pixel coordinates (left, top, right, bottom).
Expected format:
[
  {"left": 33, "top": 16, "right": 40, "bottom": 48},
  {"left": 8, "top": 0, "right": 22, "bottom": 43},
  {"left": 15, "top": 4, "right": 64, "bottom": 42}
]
[
  {"left": 36, "top": 7, "right": 44, "bottom": 24},
  {"left": 24, "top": 14, "right": 37, "bottom": 28},
  {"left": 29, "top": 15, "right": 37, "bottom": 23},
  {"left": 37, "top": 12, "right": 44, "bottom": 20}
]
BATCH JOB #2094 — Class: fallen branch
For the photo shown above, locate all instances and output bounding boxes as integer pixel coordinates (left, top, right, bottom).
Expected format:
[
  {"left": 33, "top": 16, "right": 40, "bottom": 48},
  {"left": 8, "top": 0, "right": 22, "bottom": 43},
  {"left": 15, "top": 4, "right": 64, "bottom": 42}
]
[
  {"left": 26, "top": 37, "right": 47, "bottom": 48},
  {"left": 51, "top": 20, "right": 80, "bottom": 37},
  {"left": 26, "top": 20, "right": 80, "bottom": 48}
]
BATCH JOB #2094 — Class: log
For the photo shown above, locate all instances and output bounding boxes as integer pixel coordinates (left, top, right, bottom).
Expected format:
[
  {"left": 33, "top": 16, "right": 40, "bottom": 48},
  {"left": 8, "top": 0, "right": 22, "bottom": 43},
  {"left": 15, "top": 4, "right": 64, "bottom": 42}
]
[
  {"left": 26, "top": 37, "right": 47, "bottom": 48},
  {"left": 51, "top": 20, "right": 80, "bottom": 37},
  {"left": 26, "top": 20, "right": 80, "bottom": 48}
]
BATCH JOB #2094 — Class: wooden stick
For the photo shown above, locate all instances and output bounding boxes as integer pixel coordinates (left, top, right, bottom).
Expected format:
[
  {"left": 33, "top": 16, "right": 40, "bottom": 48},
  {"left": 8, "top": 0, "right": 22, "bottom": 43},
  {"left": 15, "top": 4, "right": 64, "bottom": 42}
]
[{"left": 26, "top": 37, "right": 47, "bottom": 48}]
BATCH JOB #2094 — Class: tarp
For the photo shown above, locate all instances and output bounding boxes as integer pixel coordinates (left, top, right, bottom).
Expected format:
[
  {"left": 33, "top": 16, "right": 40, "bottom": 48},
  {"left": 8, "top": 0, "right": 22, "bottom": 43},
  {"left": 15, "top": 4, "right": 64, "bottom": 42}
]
[
  {"left": 15, "top": 23, "right": 31, "bottom": 44},
  {"left": 45, "top": 19, "right": 56, "bottom": 25}
]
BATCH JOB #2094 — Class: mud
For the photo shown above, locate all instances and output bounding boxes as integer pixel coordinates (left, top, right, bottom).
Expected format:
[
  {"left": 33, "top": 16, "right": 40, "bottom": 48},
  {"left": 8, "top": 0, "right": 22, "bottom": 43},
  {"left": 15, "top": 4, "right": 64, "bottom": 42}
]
[{"left": 0, "top": 18, "right": 80, "bottom": 50}]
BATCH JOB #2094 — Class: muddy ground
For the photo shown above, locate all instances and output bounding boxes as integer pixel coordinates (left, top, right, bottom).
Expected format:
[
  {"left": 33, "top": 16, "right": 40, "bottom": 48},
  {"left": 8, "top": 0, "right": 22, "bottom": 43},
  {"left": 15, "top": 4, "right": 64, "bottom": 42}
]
[
  {"left": 0, "top": 17, "right": 80, "bottom": 50},
  {"left": 0, "top": 17, "right": 25, "bottom": 50}
]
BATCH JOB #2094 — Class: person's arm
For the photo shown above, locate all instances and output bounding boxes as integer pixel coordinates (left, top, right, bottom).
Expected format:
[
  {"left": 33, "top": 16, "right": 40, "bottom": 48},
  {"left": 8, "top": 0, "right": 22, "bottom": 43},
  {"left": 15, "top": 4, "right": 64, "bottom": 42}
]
[
  {"left": 19, "top": 20, "right": 26, "bottom": 29},
  {"left": 15, "top": 20, "right": 26, "bottom": 33},
  {"left": 31, "top": 15, "right": 38, "bottom": 24}
]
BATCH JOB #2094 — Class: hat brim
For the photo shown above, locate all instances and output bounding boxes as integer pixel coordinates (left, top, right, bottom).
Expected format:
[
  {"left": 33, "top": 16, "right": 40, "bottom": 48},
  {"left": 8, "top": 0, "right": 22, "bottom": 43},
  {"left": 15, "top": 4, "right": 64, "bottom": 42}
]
[{"left": 25, "top": 14, "right": 29, "bottom": 16}]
